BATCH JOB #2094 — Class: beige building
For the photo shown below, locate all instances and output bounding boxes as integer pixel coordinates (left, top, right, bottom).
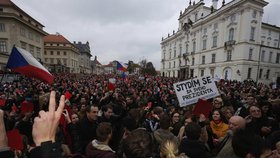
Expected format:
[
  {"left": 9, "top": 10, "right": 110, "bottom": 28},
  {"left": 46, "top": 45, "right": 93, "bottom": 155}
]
[
  {"left": 0, "top": 0, "right": 47, "bottom": 70},
  {"left": 43, "top": 34, "right": 80, "bottom": 73}
]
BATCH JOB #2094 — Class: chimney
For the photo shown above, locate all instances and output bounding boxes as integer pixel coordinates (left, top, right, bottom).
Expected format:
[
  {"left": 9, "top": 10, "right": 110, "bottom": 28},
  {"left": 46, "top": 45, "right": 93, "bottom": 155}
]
[
  {"left": 212, "top": 0, "right": 218, "bottom": 10},
  {"left": 94, "top": 56, "right": 97, "bottom": 60}
]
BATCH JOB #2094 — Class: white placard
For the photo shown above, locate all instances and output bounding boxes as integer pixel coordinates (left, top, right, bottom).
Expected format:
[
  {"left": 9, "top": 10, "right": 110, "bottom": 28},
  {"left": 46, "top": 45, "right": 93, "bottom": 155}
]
[{"left": 173, "top": 76, "right": 220, "bottom": 107}]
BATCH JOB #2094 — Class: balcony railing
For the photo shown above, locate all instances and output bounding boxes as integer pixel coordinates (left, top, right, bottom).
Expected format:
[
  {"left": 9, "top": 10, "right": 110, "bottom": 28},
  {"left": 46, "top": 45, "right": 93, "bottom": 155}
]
[{"left": 224, "top": 40, "right": 236, "bottom": 49}]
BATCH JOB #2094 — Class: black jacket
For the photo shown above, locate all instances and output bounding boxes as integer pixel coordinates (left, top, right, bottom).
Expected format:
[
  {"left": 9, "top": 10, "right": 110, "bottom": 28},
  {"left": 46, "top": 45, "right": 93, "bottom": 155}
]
[
  {"left": 179, "top": 138, "right": 213, "bottom": 158},
  {"left": 76, "top": 117, "right": 99, "bottom": 154}
]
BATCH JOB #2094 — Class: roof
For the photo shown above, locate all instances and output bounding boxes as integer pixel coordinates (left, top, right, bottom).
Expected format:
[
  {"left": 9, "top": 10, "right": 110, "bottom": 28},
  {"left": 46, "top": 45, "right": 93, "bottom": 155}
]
[
  {"left": 0, "top": 0, "right": 13, "bottom": 6},
  {"left": 43, "top": 34, "right": 71, "bottom": 44},
  {"left": 0, "top": 0, "right": 45, "bottom": 27},
  {"left": 103, "top": 62, "right": 113, "bottom": 67},
  {"left": 74, "top": 41, "right": 92, "bottom": 56},
  {"left": 93, "top": 59, "right": 102, "bottom": 65}
]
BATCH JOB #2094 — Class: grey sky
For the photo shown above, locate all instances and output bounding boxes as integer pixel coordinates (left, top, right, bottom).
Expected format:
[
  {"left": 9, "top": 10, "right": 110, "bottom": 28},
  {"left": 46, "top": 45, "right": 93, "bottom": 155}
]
[{"left": 12, "top": 0, "right": 279, "bottom": 70}]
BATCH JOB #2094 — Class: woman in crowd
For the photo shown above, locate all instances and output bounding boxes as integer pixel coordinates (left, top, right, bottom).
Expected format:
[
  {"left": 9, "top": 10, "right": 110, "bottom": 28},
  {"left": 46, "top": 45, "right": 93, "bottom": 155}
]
[{"left": 209, "top": 110, "right": 229, "bottom": 147}]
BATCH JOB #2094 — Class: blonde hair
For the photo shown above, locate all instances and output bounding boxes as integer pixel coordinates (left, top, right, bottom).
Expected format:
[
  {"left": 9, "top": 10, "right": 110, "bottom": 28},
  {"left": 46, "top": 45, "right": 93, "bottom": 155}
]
[{"left": 160, "top": 139, "right": 179, "bottom": 158}]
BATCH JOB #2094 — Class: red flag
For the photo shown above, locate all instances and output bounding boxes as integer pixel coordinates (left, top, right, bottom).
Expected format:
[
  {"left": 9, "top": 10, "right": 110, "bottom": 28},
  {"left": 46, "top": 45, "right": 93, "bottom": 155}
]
[
  {"left": 12, "top": 104, "right": 17, "bottom": 112},
  {"left": 21, "top": 100, "right": 34, "bottom": 114},
  {"left": 193, "top": 98, "right": 213, "bottom": 118},
  {"left": 64, "top": 91, "right": 72, "bottom": 100},
  {"left": 7, "top": 129, "right": 24, "bottom": 150},
  {"left": 0, "top": 99, "right": 6, "bottom": 107},
  {"left": 108, "top": 78, "right": 116, "bottom": 91},
  {"left": 6, "top": 46, "right": 54, "bottom": 84}
]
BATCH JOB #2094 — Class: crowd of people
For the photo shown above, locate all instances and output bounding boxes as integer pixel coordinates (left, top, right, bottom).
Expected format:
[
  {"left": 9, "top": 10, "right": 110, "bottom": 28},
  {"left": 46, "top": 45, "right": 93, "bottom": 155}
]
[{"left": 0, "top": 73, "right": 280, "bottom": 158}]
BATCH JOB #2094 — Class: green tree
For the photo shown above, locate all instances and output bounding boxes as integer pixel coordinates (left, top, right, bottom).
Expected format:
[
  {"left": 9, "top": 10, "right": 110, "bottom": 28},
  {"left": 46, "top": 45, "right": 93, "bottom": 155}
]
[
  {"left": 127, "top": 60, "right": 134, "bottom": 74},
  {"left": 139, "top": 59, "right": 157, "bottom": 76}
]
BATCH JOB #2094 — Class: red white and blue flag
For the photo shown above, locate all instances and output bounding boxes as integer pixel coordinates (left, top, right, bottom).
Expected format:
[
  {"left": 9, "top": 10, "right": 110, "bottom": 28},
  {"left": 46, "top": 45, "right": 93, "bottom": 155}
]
[
  {"left": 6, "top": 46, "right": 54, "bottom": 84},
  {"left": 116, "top": 61, "right": 127, "bottom": 72}
]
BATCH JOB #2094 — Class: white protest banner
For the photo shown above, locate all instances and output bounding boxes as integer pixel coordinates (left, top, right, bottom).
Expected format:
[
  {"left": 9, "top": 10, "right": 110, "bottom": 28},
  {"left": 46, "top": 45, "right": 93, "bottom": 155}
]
[{"left": 173, "top": 76, "right": 220, "bottom": 107}]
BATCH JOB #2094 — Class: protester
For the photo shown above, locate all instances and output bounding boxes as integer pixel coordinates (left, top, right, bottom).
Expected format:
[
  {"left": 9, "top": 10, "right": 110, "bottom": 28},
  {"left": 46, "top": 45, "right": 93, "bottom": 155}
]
[
  {"left": 76, "top": 105, "right": 99, "bottom": 154},
  {"left": 86, "top": 122, "right": 116, "bottom": 158},
  {"left": 179, "top": 122, "right": 213, "bottom": 158},
  {"left": 216, "top": 116, "right": 246, "bottom": 158},
  {"left": 0, "top": 73, "right": 279, "bottom": 158},
  {"left": 123, "top": 128, "right": 154, "bottom": 158}
]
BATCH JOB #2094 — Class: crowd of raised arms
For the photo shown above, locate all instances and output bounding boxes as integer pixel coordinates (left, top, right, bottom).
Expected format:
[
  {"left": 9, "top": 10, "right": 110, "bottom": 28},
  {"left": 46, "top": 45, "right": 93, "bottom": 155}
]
[{"left": 0, "top": 73, "right": 280, "bottom": 158}]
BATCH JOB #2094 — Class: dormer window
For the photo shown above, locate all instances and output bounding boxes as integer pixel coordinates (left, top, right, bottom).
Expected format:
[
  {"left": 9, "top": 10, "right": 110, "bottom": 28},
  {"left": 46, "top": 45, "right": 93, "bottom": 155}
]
[
  {"left": 252, "top": 10, "right": 257, "bottom": 18},
  {"left": 230, "top": 14, "right": 236, "bottom": 22}
]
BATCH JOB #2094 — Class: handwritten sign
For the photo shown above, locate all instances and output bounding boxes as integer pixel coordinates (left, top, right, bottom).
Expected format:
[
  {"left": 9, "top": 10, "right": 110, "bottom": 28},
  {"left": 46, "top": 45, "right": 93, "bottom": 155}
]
[{"left": 173, "top": 76, "right": 219, "bottom": 107}]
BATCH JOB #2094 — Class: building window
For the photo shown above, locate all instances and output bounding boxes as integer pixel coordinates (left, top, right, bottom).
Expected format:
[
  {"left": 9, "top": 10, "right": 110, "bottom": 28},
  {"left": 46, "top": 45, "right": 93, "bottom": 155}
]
[
  {"left": 259, "top": 69, "right": 263, "bottom": 79},
  {"left": 63, "top": 59, "right": 67, "bottom": 65},
  {"left": 64, "top": 51, "right": 67, "bottom": 55},
  {"left": 276, "top": 53, "right": 280, "bottom": 63},
  {"left": 35, "top": 35, "right": 40, "bottom": 43},
  {"left": 193, "top": 41, "right": 196, "bottom": 52},
  {"left": 266, "top": 69, "right": 270, "bottom": 79},
  {"left": 201, "top": 69, "right": 204, "bottom": 76},
  {"left": 190, "top": 69, "right": 194, "bottom": 78},
  {"left": 186, "top": 44, "right": 189, "bottom": 53},
  {"left": 229, "top": 28, "right": 234, "bottom": 41},
  {"left": 204, "top": 28, "right": 207, "bottom": 34},
  {"left": 250, "top": 27, "right": 255, "bottom": 41},
  {"left": 57, "top": 51, "right": 60, "bottom": 55},
  {"left": 202, "top": 55, "right": 205, "bottom": 64},
  {"left": 20, "top": 28, "right": 26, "bottom": 37},
  {"left": 44, "top": 51, "right": 47, "bottom": 55},
  {"left": 252, "top": 10, "right": 257, "bottom": 18},
  {"left": 0, "top": 41, "right": 7, "bottom": 53},
  {"left": 29, "top": 45, "right": 34, "bottom": 56},
  {"left": 57, "top": 59, "right": 60, "bottom": 64},
  {"left": 169, "top": 51, "right": 171, "bottom": 59},
  {"left": 211, "top": 53, "right": 216, "bottom": 63},
  {"left": 210, "top": 68, "right": 215, "bottom": 77},
  {"left": 249, "top": 48, "right": 253, "bottom": 60},
  {"left": 202, "top": 39, "right": 207, "bottom": 50},
  {"left": 261, "top": 50, "right": 265, "bottom": 62},
  {"left": 169, "top": 62, "right": 171, "bottom": 68},
  {"left": 261, "top": 41, "right": 264, "bottom": 45},
  {"left": 21, "top": 42, "right": 27, "bottom": 50},
  {"left": 51, "top": 51, "right": 54, "bottom": 55},
  {"left": 227, "top": 50, "right": 232, "bottom": 61},
  {"left": 214, "top": 23, "right": 218, "bottom": 31},
  {"left": 28, "top": 32, "right": 33, "bottom": 40},
  {"left": 179, "top": 46, "right": 182, "bottom": 55},
  {"left": 0, "top": 23, "right": 5, "bottom": 32},
  {"left": 247, "top": 68, "right": 252, "bottom": 79},
  {"left": 195, "top": 13, "right": 198, "bottom": 21},
  {"left": 230, "top": 14, "right": 236, "bottom": 22},
  {"left": 269, "top": 52, "right": 273, "bottom": 63},
  {"left": 174, "top": 49, "right": 176, "bottom": 58},
  {"left": 192, "top": 57, "right": 195, "bottom": 65},
  {"left": 50, "top": 58, "right": 54, "bottom": 64},
  {"left": 45, "top": 58, "right": 48, "bottom": 63},
  {"left": 173, "top": 61, "right": 175, "bottom": 68},
  {"left": 36, "top": 47, "right": 41, "bottom": 58},
  {"left": 267, "top": 41, "right": 270, "bottom": 46},
  {"left": 212, "top": 36, "right": 217, "bottom": 47}
]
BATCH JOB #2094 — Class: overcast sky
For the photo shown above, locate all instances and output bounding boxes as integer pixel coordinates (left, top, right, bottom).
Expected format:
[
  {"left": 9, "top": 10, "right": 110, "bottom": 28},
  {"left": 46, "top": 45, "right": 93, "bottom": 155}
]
[{"left": 12, "top": 0, "right": 279, "bottom": 70}]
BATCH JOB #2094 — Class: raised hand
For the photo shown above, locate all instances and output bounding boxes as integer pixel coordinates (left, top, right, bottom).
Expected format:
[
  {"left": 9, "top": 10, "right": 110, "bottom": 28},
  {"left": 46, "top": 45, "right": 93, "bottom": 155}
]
[{"left": 32, "top": 91, "right": 65, "bottom": 146}]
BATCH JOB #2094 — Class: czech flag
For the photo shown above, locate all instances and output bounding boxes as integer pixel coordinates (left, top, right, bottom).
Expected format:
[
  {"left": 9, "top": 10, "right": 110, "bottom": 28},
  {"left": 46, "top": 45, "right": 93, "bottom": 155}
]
[
  {"left": 6, "top": 46, "right": 54, "bottom": 84},
  {"left": 116, "top": 61, "right": 127, "bottom": 72}
]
